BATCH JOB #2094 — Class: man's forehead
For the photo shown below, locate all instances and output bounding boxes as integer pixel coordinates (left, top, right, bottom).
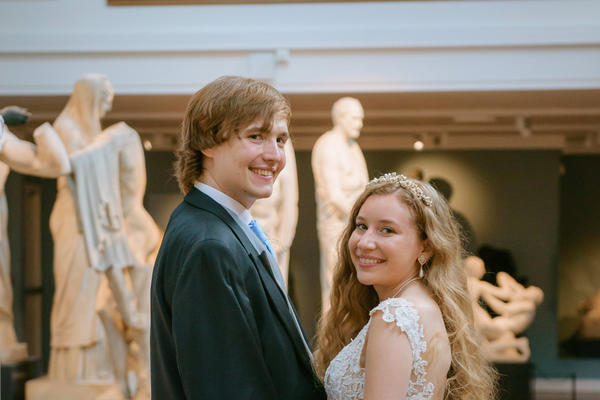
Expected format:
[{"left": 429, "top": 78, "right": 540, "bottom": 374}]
[{"left": 244, "top": 118, "right": 289, "bottom": 134}]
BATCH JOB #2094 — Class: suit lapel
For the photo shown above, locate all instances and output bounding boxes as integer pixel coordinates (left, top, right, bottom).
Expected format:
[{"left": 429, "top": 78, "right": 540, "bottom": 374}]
[
  {"left": 251, "top": 252, "right": 312, "bottom": 366},
  {"left": 184, "top": 189, "right": 313, "bottom": 370}
]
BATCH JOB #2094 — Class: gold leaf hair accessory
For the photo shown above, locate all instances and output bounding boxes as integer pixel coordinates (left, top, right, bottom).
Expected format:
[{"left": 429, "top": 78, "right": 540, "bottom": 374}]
[{"left": 368, "top": 172, "right": 433, "bottom": 207}]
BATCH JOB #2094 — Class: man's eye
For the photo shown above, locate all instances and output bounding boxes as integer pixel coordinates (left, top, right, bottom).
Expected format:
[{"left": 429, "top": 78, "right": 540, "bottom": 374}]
[{"left": 248, "top": 134, "right": 261, "bottom": 141}]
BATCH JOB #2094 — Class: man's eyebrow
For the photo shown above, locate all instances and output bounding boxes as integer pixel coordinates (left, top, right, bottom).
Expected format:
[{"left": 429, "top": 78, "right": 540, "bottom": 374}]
[{"left": 245, "top": 125, "right": 264, "bottom": 133}]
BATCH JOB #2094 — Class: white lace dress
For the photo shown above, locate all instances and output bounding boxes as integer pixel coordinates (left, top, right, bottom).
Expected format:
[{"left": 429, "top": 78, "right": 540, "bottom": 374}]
[{"left": 324, "top": 297, "right": 434, "bottom": 400}]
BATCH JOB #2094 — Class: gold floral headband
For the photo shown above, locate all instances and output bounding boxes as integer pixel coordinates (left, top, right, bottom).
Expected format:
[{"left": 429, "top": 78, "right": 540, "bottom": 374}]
[{"left": 368, "top": 172, "right": 433, "bottom": 207}]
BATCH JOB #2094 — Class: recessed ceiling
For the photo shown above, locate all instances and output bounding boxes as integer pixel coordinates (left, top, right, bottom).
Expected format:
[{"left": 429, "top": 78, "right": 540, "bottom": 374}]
[{"left": 3, "top": 89, "right": 600, "bottom": 154}]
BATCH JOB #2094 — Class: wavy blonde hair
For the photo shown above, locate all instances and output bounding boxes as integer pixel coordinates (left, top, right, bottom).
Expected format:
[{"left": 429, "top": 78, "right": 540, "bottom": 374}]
[
  {"left": 315, "top": 175, "right": 497, "bottom": 400},
  {"left": 175, "top": 76, "right": 291, "bottom": 194}
]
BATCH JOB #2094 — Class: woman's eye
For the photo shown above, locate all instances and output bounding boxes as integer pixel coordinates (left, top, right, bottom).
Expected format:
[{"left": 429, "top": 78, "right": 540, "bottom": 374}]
[
  {"left": 381, "top": 227, "right": 394, "bottom": 234},
  {"left": 356, "top": 223, "right": 367, "bottom": 231}
]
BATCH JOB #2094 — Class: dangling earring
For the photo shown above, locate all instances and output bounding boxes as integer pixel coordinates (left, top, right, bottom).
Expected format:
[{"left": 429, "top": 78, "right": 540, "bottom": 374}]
[{"left": 418, "top": 254, "right": 427, "bottom": 278}]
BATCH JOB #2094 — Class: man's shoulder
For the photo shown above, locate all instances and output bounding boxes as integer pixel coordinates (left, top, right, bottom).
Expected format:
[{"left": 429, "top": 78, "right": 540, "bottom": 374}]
[
  {"left": 166, "top": 200, "right": 233, "bottom": 240},
  {"left": 155, "top": 202, "right": 250, "bottom": 274}
]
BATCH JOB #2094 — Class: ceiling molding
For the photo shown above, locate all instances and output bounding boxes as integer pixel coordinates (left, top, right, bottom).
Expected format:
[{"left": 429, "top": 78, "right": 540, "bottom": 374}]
[{"left": 3, "top": 89, "right": 599, "bottom": 153}]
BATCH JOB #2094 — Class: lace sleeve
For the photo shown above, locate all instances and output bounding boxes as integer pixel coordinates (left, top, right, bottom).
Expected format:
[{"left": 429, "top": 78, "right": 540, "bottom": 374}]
[{"left": 369, "top": 298, "right": 434, "bottom": 399}]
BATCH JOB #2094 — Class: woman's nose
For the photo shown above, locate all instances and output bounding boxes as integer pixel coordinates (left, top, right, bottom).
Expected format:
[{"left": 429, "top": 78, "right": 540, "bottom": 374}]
[{"left": 357, "top": 231, "right": 376, "bottom": 249}]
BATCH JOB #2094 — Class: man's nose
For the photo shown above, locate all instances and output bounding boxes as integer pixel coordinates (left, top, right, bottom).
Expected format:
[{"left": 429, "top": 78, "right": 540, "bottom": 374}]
[{"left": 262, "top": 139, "right": 283, "bottom": 160}]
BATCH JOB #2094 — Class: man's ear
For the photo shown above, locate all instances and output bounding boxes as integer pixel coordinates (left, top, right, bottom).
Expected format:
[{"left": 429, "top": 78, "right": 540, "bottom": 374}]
[{"left": 201, "top": 147, "right": 214, "bottom": 158}]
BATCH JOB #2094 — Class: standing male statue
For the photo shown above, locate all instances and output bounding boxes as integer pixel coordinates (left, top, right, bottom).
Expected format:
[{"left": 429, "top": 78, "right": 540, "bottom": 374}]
[{"left": 311, "top": 97, "right": 368, "bottom": 312}]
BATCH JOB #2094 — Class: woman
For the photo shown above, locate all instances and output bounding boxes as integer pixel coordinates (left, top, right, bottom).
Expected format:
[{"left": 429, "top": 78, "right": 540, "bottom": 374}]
[{"left": 316, "top": 172, "right": 496, "bottom": 400}]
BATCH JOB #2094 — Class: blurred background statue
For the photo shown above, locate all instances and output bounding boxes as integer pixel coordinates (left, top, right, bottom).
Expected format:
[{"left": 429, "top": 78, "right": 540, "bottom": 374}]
[
  {"left": 28, "top": 74, "right": 159, "bottom": 400},
  {"left": 465, "top": 256, "right": 543, "bottom": 362},
  {"left": 311, "top": 97, "right": 368, "bottom": 313},
  {"left": 251, "top": 140, "right": 298, "bottom": 286},
  {"left": 576, "top": 290, "right": 600, "bottom": 339},
  {"left": 429, "top": 176, "right": 477, "bottom": 256},
  {"left": 0, "top": 109, "right": 70, "bottom": 363}
]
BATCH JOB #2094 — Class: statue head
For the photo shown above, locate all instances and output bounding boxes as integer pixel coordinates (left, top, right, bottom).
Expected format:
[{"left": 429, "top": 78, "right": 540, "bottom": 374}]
[
  {"left": 55, "top": 74, "right": 113, "bottom": 152},
  {"left": 464, "top": 256, "right": 486, "bottom": 280},
  {"left": 331, "top": 97, "right": 364, "bottom": 140}
]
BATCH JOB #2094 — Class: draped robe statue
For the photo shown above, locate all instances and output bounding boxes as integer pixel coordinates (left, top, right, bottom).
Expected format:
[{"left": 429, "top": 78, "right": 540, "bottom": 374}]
[
  {"left": 28, "top": 74, "right": 159, "bottom": 400},
  {"left": 312, "top": 98, "right": 368, "bottom": 312}
]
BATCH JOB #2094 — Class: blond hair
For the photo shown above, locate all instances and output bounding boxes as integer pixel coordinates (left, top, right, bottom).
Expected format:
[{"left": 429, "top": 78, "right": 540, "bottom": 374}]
[
  {"left": 175, "top": 76, "right": 291, "bottom": 194},
  {"left": 315, "top": 175, "right": 497, "bottom": 400}
]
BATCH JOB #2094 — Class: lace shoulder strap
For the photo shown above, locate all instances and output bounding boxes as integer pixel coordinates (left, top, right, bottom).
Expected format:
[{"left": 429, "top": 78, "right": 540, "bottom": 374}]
[
  {"left": 369, "top": 298, "right": 433, "bottom": 397},
  {"left": 369, "top": 297, "right": 426, "bottom": 354}
]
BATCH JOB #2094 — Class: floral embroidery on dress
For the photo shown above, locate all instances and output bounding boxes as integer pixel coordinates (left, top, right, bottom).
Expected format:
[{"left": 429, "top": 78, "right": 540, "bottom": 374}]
[{"left": 324, "top": 297, "right": 434, "bottom": 400}]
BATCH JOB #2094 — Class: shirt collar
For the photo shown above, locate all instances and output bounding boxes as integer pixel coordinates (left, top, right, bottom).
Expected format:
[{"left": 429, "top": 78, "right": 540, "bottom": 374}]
[{"left": 194, "top": 181, "right": 253, "bottom": 225}]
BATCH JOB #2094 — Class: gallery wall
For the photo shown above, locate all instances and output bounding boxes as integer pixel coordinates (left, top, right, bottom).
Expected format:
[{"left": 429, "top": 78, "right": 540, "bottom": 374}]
[
  {"left": 1, "top": 0, "right": 599, "bottom": 94},
  {"left": 558, "top": 156, "right": 600, "bottom": 346}
]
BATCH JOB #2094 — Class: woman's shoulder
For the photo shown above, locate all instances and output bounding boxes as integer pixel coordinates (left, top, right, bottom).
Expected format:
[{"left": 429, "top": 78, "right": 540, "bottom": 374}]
[{"left": 369, "top": 292, "right": 442, "bottom": 329}]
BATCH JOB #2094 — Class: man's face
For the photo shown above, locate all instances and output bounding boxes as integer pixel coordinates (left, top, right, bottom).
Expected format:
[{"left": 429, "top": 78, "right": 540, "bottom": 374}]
[
  {"left": 202, "top": 117, "right": 289, "bottom": 209},
  {"left": 336, "top": 102, "right": 364, "bottom": 140}
]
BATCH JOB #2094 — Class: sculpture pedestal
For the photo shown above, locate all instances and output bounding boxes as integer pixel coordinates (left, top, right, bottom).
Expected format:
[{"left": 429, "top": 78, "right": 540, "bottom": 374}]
[
  {"left": 26, "top": 377, "right": 125, "bottom": 400},
  {"left": 494, "top": 361, "right": 533, "bottom": 400},
  {"left": 1, "top": 356, "right": 42, "bottom": 400}
]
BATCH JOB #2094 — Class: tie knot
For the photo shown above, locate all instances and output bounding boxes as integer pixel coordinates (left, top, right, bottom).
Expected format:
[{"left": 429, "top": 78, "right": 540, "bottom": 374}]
[{"left": 249, "top": 220, "right": 275, "bottom": 257}]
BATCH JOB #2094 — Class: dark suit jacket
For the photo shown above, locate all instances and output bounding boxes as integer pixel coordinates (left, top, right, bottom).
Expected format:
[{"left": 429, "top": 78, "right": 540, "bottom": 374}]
[{"left": 150, "top": 188, "right": 326, "bottom": 399}]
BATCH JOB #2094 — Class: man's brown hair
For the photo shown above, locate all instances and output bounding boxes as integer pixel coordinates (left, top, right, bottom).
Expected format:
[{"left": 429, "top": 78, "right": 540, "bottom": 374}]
[{"left": 175, "top": 76, "right": 291, "bottom": 194}]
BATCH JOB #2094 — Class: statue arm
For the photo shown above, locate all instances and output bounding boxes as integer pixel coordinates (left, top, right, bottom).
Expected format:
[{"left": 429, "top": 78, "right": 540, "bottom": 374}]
[
  {"left": 0, "top": 123, "right": 71, "bottom": 177},
  {"left": 313, "top": 142, "right": 357, "bottom": 217},
  {"left": 479, "top": 279, "right": 513, "bottom": 301},
  {"left": 276, "top": 142, "right": 299, "bottom": 249}
]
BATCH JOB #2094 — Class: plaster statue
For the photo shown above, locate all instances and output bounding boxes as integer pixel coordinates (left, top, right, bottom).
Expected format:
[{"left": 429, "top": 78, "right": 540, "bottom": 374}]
[
  {"left": 576, "top": 290, "right": 600, "bottom": 339},
  {"left": 0, "top": 114, "right": 70, "bottom": 363},
  {"left": 465, "top": 256, "right": 544, "bottom": 362},
  {"left": 251, "top": 140, "right": 298, "bottom": 285},
  {"left": 28, "top": 74, "right": 156, "bottom": 400},
  {"left": 97, "top": 122, "right": 162, "bottom": 400},
  {"left": 312, "top": 97, "right": 368, "bottom": 312}
]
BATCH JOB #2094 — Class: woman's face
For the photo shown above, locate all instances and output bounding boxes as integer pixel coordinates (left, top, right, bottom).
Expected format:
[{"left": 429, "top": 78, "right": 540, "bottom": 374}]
[{"left": 348, "top": 193, "right": 425, "bottom": 300}]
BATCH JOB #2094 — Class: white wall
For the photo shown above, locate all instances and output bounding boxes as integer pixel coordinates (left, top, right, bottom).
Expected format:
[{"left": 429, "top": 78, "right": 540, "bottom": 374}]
[{"left": 1, "top": 0, "right": 599, "bottom": 94}]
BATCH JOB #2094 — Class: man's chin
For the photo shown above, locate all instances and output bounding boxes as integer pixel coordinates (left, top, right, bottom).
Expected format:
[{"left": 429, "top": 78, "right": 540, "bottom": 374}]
[{"left": 256, "top": 189, "right": 274, "bottom": 199}]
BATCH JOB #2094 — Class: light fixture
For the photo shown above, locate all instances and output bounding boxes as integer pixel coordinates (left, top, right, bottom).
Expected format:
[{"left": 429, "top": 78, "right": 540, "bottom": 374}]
[
  {"left": 143, "top": 139, "right": 153, "bottom": 151},
  {"left": 413, "top": 139, "right": 424, "bottom": 151},
  {"left": 413, "top": 133, "right": 426, "bottom": 151}
]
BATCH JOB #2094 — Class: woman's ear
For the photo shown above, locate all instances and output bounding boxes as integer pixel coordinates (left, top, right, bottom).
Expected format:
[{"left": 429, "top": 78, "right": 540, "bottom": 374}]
[{"left": 421, "top": 239, "right": 433, "bottom": 262}]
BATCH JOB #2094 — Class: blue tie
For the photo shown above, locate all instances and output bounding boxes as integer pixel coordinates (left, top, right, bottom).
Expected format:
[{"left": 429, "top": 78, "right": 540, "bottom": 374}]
[{"left": 249, "top": 220, "right": 276, "bottom": 258}]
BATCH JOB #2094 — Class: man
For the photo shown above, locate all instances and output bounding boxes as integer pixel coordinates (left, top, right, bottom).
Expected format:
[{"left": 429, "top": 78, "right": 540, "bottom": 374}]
[
  {"left": 151, "top": 76, "right": 326, "bottom": 399},
  {"left": 311, "top": 97, "right": 368, "bottom": 312}
]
